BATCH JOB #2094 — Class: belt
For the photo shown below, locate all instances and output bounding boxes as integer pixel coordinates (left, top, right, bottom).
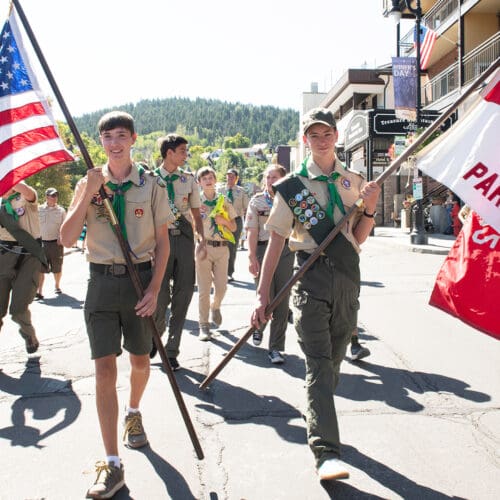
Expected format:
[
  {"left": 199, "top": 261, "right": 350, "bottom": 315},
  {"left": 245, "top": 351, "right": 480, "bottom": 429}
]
[
  {"left": 297, "top": 250, "right": 328, "bottom": 262},
  {"left": 89, "top": 261, "right": 152, "bottom": 276},
  {"left": 42, "top": 239, "right": 58, "bottom": 243},
  {"left": 206, "top": 240, "right": 228, "bottom": 247},
  {"left": 169, "top": 228, "right": 182, "bottom": 236}
]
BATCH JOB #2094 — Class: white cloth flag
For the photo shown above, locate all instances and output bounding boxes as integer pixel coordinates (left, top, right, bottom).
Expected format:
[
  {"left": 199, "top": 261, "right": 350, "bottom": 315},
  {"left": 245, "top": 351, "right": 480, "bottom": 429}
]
[{"left": 416, "top": 68, "right": 500, "bottom": 232}]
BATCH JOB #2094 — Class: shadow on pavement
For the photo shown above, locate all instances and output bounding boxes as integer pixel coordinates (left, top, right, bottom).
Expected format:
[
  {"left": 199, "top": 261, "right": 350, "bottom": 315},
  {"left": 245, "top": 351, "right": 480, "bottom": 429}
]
[
  {"left": 337, "top": 360, "right": 490, "bottom": 412},
  {"left": 0, "top": 357, "right": 81, "bottom": 448},
  {"left": 36, "top": 293, "right": 84, "bottom": 309},
  {"left": 133, "top": 445, "right": 197, "bottom": 500},
  {"left": 320, "top": 444, "right": 465, "bottom": 499},
  {"left": 360, "top": 280, "right": 385, "bottom": 288},
  {"left": 170, "top": 367, "right": 306, "bottom": 445}
]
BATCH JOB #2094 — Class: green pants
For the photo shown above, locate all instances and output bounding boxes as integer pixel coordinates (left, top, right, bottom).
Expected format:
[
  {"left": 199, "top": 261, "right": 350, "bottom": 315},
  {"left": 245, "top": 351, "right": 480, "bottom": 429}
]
[
  {"left": 255, "top": 242, "right": 294, "bottom": 351},
  {"left": 0, "top": 252, "right": 40, "bottom": 341},
  {"left": 293, "top": 252, "right": 359, "bottom": 467}
]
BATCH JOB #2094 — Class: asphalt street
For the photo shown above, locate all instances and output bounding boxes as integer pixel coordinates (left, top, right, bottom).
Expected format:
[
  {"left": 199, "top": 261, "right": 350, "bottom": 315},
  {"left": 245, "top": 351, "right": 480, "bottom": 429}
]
[{"left": 0, "top": 229, "right": 498, "bottom": 499}]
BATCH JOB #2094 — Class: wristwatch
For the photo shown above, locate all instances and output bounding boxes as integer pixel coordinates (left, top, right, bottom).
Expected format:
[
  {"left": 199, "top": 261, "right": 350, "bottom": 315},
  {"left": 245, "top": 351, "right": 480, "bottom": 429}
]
[{"left": 363, "top": 209, "right": 376, "bottom": 218}]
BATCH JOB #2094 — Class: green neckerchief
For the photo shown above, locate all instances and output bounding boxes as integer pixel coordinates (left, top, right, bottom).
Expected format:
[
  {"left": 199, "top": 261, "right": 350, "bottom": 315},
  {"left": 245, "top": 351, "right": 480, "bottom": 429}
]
[
  {"left": 155, "top": 167, "right": 183, "bottom": 201},
  {"left": 297, "top": 157, "right": 346, "bottom": 222},
  {"left": 1, "top": 193, "right": 20, "bottom": 221},
  {"left": 227, "top": 187, "right": 234, "bottom": 203},
  {"left": 105, "top": 165, "right": 145, "bottom": 240}
]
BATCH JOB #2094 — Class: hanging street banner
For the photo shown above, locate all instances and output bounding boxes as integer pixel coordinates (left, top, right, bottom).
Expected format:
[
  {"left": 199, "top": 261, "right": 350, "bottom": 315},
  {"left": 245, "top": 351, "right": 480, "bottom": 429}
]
[{"left": 392, "top": 57, "right": 418, "bottom": 122}]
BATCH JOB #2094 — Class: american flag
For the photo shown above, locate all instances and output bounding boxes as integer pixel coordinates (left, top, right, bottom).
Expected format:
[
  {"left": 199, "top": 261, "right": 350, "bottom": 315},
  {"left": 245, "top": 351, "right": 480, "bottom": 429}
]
[
  {"left": 0, "top": 12, "right": 73, "bottom": 196},
  {"left": 414, "top": 24, "right": 438, "bottom": 70}
]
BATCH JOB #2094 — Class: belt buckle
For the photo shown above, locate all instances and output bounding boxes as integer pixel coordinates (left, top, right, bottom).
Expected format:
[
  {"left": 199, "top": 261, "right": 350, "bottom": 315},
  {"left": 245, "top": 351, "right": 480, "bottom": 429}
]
[
  {"left": 111, "top": 264, "right": 127, "bottom": 276},
  {"left": 13, "top": 245, "right": 24, "bottom": 253},
  {"left": 170, "top": 228, "right": 181, "bottom": 236}
]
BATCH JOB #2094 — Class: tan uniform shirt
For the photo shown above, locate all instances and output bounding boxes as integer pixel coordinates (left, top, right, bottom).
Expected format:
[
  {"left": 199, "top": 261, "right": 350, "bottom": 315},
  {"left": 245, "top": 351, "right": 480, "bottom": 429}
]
[
  {"left": 218, "top": 184, "right": 249, "bottom": 218},
  {"left": 245, "top": 191, "right": 273, "bottom": 242},
  {"left": 265, "top": 157, "right": 365, "bottom": 253},
  {"left": 0, "top": 193, "right": 40, "bottom": 240},
  {"left": 156, "top": 166, "right": 201, "bottom": 228},
  {"left": 71, "top": 164, "right": 174, "bottom": 264},
  {"left": 199, "top": 194, "right": 237, "bottom": 242},
  {"left": 39, "top": 204, "right": 66, "bottom": 240}
]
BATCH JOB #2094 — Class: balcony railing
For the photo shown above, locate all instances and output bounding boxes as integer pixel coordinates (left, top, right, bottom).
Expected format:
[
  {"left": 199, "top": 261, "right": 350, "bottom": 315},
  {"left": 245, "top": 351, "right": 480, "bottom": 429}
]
[
  {"left": 400, "top": 0, "right": 458, "bottom": 55},
  {"left": 422, "top": 32, "right": 500, "bottom": 106}
]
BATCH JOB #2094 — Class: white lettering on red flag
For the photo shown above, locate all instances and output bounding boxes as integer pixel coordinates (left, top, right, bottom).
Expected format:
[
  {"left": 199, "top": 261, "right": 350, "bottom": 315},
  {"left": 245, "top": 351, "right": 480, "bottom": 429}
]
[
  {"left": 416, "top": 69, "right": 500, "bottom": 232},
  {"left": 0, "top": 13, "right": 73, "bottom": 196},
  {"left": 429, "top": 211, "right": 499, "bottom": 340}
]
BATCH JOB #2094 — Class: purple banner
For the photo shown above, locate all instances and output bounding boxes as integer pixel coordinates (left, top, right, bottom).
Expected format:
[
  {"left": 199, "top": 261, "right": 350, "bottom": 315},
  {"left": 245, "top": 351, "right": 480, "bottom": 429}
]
[{"left": 392, "top": 57, "right": 417, "bottom": 121}]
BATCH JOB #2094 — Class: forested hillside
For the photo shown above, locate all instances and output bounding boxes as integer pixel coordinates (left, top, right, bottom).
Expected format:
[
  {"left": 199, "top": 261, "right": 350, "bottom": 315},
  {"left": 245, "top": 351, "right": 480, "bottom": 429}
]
[{"left": 74, "top": 97, "right": 299, "bottom": 147}]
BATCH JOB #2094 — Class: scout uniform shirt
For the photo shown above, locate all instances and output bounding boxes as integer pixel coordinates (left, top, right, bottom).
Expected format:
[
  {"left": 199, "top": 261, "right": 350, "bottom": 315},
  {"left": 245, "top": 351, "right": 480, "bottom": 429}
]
[
  {"left": 39, "top": 203, "right": 66, "bottom": 240},
  {"left": 218, "top": 184, "right": 249, "bottom": 218},
  {"left": 0, "top": 192, "right": 41, "bottom": 241},
  {"left": 72, "top": 164, "right": 173, "bottom": 264},
  {"left": 265, "top": 157, "right": 365, "bottom": 253},
  {"left": 156, "top": 166, "right": 201, "bottom": 229},
  {"left": 199, "top": 193, "right": 237, "bottom": 242},
  {"left": 245, "top": 190, "right": 273, "bottom": 242}
]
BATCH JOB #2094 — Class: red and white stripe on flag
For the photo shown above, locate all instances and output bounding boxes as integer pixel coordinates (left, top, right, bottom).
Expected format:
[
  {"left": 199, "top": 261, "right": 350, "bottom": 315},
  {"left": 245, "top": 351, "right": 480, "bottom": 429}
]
[
  {"left": 416, "top": 68, "right": 500, "bottom": 233},
  {"left": 429, "top": 211, "right": 499, "bottom": 340},
  {"left": 0, "top": 12, "right": 73, "bottom": 196},
  {"left": 419, "top": 25, "right": 437, "bottom": 70}
]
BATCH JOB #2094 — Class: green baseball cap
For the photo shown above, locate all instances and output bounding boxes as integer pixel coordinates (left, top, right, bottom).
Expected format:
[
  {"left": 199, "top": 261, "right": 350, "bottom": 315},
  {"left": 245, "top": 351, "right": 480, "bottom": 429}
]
[{"left": 302, "top": 107, "right": 336, "bottom": 133}]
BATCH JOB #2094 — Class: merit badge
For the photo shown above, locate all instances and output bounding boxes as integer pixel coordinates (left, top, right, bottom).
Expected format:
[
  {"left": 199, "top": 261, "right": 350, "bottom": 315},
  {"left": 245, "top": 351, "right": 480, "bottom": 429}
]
[
  {"left": 306, "top": 196, "right": 315, "bottom": 205},
  {"left": 301, "top": 188, "right": 309, "bottom": 197},
  {"left": 317, "top": 211, "right": 326, "bottom": 220},
  {"left": 305, "top": 209, "right": 313, "bottom": 218},
  {"left": 293, "top": 206, "right": 302, "bottom": 215},
  {"left": 341, "top": 177, "right": 351, "bottom": 189},
  {"left": 295, "top": 193, "right": 303, "bottom": 202},
  {"left": 288, "top": 198, "right": 297, "bottom": 207},
  {"left": 15, "top": 207, "right": 25, "bottom": 216},
  {"left": 311, "top": 203, "right": 319, "bottom": 212},
  {"left": 135, "top": 208, "right": 144, "bottom": 218},
  {"left": 300, "top": 200, "right": 307, "bottom": 209},
  {"left": 298, "top": 214, "right": 307, "bottom": 223},
  {"left": 303, "top": 221, "right": 312, "bottom": 230},
  {"left": 310, "top": 217, "right": 318, "bottom": 225}
]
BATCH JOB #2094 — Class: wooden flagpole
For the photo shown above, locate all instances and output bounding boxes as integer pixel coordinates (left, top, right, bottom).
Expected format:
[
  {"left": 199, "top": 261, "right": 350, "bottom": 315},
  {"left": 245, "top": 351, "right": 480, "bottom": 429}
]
[
  {"left": 11, "top": 0, "right": 204, "bottom": 459},
  {"left": 199, "top": 57, "right": 500, "bottom": 390}
]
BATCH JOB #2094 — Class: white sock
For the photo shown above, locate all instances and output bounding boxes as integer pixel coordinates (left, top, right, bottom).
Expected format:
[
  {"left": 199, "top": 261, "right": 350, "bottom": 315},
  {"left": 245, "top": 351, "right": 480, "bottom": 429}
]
[
  {"left": 126, "top": 406, "right": 139, "bottom": 414},
  {"left": 106, "top": 455, "right": 120, "bottom": 468}
]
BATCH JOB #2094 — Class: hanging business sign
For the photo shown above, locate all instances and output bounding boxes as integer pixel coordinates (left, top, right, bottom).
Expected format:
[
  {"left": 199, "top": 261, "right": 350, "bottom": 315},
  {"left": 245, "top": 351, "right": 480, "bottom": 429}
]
[
  {"left": 344, "top": 111, "right": 370, "bottom": 151},
  {"left": 372, "top": 110, "right": 442, "bottom": 135}
]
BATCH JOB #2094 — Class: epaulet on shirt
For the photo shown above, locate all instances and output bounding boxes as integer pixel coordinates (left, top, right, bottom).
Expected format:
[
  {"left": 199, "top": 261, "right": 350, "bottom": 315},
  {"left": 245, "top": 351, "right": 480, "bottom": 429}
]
[{"left": 346, "top": 167, "right": 365, "bottom": 180}]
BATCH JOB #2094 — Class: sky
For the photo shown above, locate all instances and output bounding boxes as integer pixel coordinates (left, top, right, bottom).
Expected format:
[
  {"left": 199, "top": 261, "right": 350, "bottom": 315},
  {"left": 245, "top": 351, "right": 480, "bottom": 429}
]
[{"left": 1, "top": 0, "right": 398, "bottom": 118}]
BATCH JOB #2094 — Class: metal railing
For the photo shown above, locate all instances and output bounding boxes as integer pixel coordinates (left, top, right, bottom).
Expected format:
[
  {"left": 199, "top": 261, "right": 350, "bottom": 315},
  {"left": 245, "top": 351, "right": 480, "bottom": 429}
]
[{"left": 423, "top": 32, "right": 499, "bottom": 106}]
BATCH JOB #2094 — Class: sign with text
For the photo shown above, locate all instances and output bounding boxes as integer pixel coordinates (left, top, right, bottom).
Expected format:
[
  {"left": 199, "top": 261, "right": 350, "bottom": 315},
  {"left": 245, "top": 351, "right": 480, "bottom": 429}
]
[{"left": 393, "top": 57, "right": 418, "bottom": 121}]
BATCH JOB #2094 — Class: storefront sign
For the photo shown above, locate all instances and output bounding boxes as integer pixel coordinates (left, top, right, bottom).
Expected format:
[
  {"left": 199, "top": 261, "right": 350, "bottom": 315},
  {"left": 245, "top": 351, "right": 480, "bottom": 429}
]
[
  {"left": 344, "top": 112, "right": 369, "bottom": 151},
  {"left": 372, "top": 110, "right": 441, "bottom": 135}
]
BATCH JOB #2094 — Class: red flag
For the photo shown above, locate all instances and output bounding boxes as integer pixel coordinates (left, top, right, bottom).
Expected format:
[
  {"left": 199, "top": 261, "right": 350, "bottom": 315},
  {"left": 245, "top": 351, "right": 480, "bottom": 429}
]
[
  {"left": 0, "top": 12, "right": 73, "bottom": 196},
  {"left": 429, "top": 211, "right": 500, "bottom": 340}
]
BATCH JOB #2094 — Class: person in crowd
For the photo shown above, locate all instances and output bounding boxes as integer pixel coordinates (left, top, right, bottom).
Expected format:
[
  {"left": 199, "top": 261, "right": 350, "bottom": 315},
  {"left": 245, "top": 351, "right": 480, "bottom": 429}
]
[
  {"left": 0, "top": 180, "right": 43, "bottom": 354},
  {"left": 251, "top": 107, "right": 380, "bottom": 481},
  {"left": 60, "top": 111, "right": 172, "bottom": 499},
  {"left": 196, "top": 166, "right": 237, "bottom": 341},
  {"left": 151, "top": 134, "right": 206, "bottom": 371},
  {"left": 218, "top": 168, "right": 248, "bottom": 281},
  {"left": 37, "top": 187, "right": 66, "bottom": 298},
  {"left": 245, "top": 164, "right": 293, "bottom": 364}
]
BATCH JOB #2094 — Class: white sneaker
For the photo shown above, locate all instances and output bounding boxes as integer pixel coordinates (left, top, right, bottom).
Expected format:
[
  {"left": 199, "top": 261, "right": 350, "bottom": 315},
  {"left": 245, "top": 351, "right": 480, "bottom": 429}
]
[
  {"left": 317, "top": 458, "right": 350, "bottom": 481},
  {"left": 268, "top": 350, "right": 285, "bottom": 364},
  {"left": 199, "top": 325, "right": 211, "bottom": 341}
]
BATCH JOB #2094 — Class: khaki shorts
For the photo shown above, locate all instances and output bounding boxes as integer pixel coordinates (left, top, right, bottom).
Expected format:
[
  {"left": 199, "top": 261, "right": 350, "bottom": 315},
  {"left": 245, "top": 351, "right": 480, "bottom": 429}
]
[
  {"left": 42, "top": 241, "right": 64, "bottom": 274},
  {"left": 84, "top": 267, "right": 153, "bottom": 359}
]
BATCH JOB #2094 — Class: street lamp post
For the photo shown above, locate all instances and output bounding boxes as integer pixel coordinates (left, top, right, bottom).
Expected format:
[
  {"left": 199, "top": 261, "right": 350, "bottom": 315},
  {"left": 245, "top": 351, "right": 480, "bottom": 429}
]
[{"left": 389, "top": 0, "right": 428, "bottom": 245}]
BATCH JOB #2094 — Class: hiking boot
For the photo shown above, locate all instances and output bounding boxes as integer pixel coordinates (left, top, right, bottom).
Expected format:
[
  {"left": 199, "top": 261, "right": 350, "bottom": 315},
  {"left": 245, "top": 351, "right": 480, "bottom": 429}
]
[
  {"left": 86, "top": 461, "right": 125, "bottom": 498},
  {"left": 317, "top": 458, "right": 349, "bottom": 481},
  {"left": 211, "top": 308, "right": 222, "bottom": 327},
  {"left": 350, "top": 341, "right": 370, "bottom": 361},
  {"left": 252, "top": 330, "right": 263, "bottom": 346},
  {"left": 199, "top": 324, "right": 212, "bottom": 341},
  {"left": 24, "top": 334, "right": 39, "bottom": 354},
  {"left": 123, "top": 411, "right": 148, "bottom": 449},
  {"left": 268, "top": 350, "right": 285, "bottom": 364}
]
